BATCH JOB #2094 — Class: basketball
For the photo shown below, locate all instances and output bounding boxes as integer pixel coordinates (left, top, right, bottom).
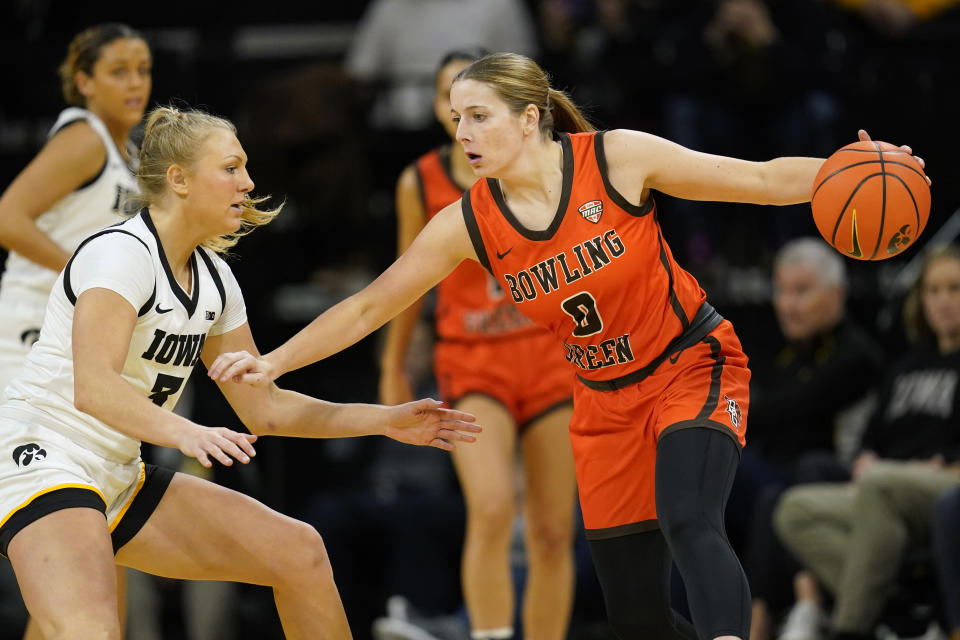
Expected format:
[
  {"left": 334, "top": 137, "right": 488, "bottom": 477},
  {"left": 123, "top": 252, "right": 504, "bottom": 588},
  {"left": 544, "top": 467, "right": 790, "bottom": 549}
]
[{"left": 810, "top": 140, "right": 930, "bottom": 260}]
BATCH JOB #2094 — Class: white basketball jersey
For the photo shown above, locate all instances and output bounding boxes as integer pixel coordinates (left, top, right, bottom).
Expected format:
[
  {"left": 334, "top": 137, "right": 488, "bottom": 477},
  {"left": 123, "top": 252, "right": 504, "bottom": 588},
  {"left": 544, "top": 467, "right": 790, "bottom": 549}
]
[
  {"left": 1, "top": 210, "right": 247, "bottom": 463},
  {"left": 0, "top": 107, "right": 140, "bottom": 298}
]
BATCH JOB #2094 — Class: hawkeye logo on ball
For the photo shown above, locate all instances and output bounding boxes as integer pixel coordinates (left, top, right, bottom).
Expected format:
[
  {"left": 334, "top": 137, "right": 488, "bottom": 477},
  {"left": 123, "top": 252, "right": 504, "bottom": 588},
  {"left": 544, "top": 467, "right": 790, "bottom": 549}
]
[{"left": 578, "top": 200, "right": 603, "bottom": 224}]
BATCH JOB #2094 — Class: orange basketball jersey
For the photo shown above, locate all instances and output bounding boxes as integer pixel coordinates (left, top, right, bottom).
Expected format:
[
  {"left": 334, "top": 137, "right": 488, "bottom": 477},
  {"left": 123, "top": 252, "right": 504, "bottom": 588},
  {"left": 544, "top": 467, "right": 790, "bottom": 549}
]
[
  {"left": 462, "top": 131, "right": 718, "bottom": 382},
  {"left": 416, "top": 146, "right": 537, "bottom": 341}
]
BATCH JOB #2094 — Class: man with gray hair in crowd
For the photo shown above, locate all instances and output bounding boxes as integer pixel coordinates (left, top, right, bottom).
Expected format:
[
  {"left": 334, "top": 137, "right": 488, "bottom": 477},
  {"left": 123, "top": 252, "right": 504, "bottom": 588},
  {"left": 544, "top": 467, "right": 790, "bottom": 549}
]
[{"left": 724, "top": 237, "right": 884, "bottom": 640}]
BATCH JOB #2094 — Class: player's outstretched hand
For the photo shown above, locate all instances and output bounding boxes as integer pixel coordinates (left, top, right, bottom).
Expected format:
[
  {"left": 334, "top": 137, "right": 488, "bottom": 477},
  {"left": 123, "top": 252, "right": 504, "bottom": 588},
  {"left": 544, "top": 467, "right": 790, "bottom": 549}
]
[
  {"left": 385, "top": 398, "right": 481, "bottom": 451},
  {"left": 177, "top": 424, "right": 258, "bottom": 468},
  {"left": 207, "top": 350, "right": 275, "bottom": 388},
  {"left": 858, "top": 129, "right": 930, "bottom": 185}
]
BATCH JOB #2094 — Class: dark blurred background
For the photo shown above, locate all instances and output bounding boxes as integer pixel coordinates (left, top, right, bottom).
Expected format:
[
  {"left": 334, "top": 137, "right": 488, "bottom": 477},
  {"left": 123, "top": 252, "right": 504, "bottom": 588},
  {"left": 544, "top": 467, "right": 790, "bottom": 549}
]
[{"left": 1, "top": 0, "right": 959, "bottom": 638}]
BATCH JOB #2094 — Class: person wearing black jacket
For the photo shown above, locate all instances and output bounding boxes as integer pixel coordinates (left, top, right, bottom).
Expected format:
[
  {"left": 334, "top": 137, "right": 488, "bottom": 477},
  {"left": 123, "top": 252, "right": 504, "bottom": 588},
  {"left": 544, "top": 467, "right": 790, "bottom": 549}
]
[{"left": 774, "top": 245, "right": 960, "bottom": 640}]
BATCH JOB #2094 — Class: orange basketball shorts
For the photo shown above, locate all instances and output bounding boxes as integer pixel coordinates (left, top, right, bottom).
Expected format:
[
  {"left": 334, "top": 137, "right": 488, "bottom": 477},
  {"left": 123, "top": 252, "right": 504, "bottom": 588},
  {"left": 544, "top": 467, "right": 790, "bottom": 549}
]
[
  {"left": 434, "top": 328, "right": 574, "bottom": 428},
  {"left": 569, "top": 320, "right": 750, "bottom": 537}
]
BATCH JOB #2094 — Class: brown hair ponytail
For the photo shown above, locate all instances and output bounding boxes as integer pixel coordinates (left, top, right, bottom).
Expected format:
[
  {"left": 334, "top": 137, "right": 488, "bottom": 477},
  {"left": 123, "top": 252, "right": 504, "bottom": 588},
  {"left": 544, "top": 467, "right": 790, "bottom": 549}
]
[
  {"left": 547, "top": 87, "right": 594, "bottom": 134},
  {"left": 455, "top": 53, "right": 594, "bottom": 136}
]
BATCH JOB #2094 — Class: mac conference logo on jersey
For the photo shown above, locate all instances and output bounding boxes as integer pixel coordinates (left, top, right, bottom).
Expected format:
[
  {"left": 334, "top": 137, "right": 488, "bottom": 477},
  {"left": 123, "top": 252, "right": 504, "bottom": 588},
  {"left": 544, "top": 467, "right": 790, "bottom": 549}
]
[
  {"left": 578, "top": 200, "right": 603, "bottom": 223},
  {"left": 12, "top": 443, "right": 47, "bottom": 467}
]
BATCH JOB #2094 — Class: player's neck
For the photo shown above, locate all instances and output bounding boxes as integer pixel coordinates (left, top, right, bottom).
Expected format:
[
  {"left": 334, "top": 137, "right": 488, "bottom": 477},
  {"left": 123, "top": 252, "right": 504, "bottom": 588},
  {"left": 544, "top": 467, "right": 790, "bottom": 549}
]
[
  {"left": 88, "top": 107, "right": 134, "bottom": 162},
  {"left": 496, "top": 137, "right": 563, "bottom": 206},
  {"left": 146, "top": 206, "right": 200, "bottom": 275}
]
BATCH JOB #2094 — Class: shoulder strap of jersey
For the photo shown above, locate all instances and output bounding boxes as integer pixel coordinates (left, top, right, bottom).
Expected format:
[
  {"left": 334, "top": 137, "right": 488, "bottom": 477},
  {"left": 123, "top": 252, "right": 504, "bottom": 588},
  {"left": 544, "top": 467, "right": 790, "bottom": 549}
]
[
  {"left": 592, "top": 130, "right": 654, "bottom": 217},
  {"left": 460, "top": 188, "right": 492, "bottom": 274},
  {"left": 63, "top": 228, "right": 156, "bottom": 317},
  {"left": 48, "top": 108, "right": 120, "bottom": 192},
  {"left": 196, "top": 248, "right": 226, "bottom": 313}
]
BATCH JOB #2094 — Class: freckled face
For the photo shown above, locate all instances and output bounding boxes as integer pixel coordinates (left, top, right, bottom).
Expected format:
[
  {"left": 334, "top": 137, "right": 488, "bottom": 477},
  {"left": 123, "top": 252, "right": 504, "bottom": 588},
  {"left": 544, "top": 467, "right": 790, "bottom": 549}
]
[
  {"left": 184, "top": 128, "right": 254, "bottom": 236},
  {"left": 450, "top": 79, "right": 526, "bottom": 177},
  {"left": 79, "top": 37, "right": 152, "bottom": 129}
]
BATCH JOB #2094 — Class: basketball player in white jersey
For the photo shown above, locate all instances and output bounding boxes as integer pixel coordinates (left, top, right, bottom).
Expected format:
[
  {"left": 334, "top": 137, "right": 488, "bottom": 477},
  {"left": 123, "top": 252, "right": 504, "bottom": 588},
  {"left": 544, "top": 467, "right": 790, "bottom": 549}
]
[
  {"left": 0, "top": 23, "right": 149, "bottom": 639},
  {"left": 0, "top": 23, "right": 148, "bottom": 399},
  {"left": 0, "top": 105, "right": 480, "bottom": 640}
]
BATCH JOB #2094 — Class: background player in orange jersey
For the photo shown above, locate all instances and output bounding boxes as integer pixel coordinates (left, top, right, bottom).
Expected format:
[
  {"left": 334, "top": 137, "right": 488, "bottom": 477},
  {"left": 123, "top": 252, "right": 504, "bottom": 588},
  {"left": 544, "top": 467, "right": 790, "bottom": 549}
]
[
  {"left": 208, "top": 52, "right": 927, "bottom": 640},
  {"left": 379, "top": 48, "right": 576, "bottom": 640}
]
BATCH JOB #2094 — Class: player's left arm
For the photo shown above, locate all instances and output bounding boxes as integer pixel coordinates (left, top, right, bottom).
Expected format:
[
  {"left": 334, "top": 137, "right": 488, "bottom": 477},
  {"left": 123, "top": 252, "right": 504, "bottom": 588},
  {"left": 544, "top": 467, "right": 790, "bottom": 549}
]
[
  {"left": 602, "top": 128, "right": 825, "bottom": 207},
  {"left": 201, "top": 325, "right": 479, "bottom": 450}
]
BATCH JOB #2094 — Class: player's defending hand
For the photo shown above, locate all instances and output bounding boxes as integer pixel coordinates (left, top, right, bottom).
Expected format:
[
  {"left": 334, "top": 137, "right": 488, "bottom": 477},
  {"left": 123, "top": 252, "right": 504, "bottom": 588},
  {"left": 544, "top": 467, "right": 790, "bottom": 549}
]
[
  {"left": 208, "top": 350, "right": 275, "bottom": 387},
  {"left": 176, "top": 423, "right": 258, "bottom": 468},
  {"left": 385, "top": 398, "right": 481, "bottom": 451}
]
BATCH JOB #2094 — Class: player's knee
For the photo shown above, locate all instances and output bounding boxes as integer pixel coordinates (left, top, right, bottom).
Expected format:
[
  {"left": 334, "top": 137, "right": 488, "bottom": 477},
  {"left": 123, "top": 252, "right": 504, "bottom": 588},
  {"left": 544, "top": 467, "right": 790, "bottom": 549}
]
[
  {"left": 658, "top": 498, "right": 711, "bottom": 548},
  {"left": 273, "top": 521, "right": 333, "bottom": 585},
  {"left": 467, "top": 490, "right": 515, "bottom": 534},
  {"left": 525, "top": 518, "right": 573, "bottom": 561}
]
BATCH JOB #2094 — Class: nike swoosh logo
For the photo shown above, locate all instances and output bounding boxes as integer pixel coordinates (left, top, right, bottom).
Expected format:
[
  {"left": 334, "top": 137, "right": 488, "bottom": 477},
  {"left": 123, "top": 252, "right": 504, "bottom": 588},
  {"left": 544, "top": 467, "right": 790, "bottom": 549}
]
[
  {"left": 155, "top": 304, "right": 173, "bottom": 314},
  {"left": 496, "top": 247, "right": 513, "bottom": 260}
]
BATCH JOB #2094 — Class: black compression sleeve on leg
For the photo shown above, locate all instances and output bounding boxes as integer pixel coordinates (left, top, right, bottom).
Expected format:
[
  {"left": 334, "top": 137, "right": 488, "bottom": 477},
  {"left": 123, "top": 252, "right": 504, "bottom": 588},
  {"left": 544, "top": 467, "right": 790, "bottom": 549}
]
[
  {"left": 657, "top": 427, "right": 750, "bottom": 639},
  {"left": 587, "top": 529, "right": 698, "bottom": 640}
]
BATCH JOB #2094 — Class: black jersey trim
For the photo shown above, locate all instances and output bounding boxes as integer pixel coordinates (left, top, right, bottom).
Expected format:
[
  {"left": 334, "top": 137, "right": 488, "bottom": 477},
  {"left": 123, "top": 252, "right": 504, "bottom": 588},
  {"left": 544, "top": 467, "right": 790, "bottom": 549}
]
[
  {"left": 141, "top": 209, "right": 201, "bottom": 318},
  {"left": 111, "top": 464, "right": 175, "bottom": 553},
  {"left": 0, "top": 488, "right": 106, "bottom": 557},
  {"left": 594, "top": 131, "right": 654, "bottom": 217},
  {"left": 196, "top": 248, "right": 226, "bottom": 314},
  {"left": 584, "top": 519, "right": 661, "bottom": 540},
  {"left": 486, "top": 133, "right": 574, "bottom": 242},
  {"left": 62, "top": 227, "right": 155, "bottom": 317},
  {"left": 656, "top": 226, "right": 689, "bottom": 330},
  {"left": 462, "top": 190, "right": 492, "bottom": 274}
]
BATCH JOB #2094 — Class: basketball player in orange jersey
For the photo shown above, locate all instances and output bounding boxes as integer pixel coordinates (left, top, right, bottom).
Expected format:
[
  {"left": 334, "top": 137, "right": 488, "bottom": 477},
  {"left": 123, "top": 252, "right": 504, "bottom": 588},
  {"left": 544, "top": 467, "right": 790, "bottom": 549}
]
[
  {"left": 208, "top": 53, "right": 928, "bottom": 640},
  {"left": 379, "top": 49, "right": 575, "bottom": 640}
]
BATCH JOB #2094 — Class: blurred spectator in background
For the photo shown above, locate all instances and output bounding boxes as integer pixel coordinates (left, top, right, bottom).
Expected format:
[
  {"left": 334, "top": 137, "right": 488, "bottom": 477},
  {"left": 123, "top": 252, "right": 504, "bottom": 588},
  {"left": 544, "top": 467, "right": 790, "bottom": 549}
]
[
  {"left": 344, "top": 0, "right": 537, "bottom": 133},
  {"left": 728, "top": 237, "right": 883, "bottom": 640},
  {"left": 774, "top": 245, "right": 960, "bottom": 640}
]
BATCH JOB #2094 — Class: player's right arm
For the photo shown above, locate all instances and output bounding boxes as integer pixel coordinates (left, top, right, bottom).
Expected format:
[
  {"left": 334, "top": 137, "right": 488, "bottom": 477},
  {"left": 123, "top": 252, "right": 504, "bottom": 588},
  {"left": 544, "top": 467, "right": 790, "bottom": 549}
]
[
  {"left": 72, "top": 287, "right": 257, "bottom": 468},
  {"left": 378, "top": 164, "right": 428, "bottom": 405},
  {"left": 0, "top": 122, "right": 107, "bottom": 271},
  {"left": 208, "top": 199, "right": 477, "bottom": 386}
]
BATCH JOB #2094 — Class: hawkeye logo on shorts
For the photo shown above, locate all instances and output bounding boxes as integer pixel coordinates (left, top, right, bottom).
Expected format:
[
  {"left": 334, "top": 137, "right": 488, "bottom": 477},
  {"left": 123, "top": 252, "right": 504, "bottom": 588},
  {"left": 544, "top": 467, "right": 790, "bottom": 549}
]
[
  {"left": 12, "top": 443, "right": 47, "bottom": 467},
  {"left": 578, "top": 200, "right": 603, "bottom": 223},
  {"left": 724, "top": 395, "right": 742, "bottom": 430}
]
